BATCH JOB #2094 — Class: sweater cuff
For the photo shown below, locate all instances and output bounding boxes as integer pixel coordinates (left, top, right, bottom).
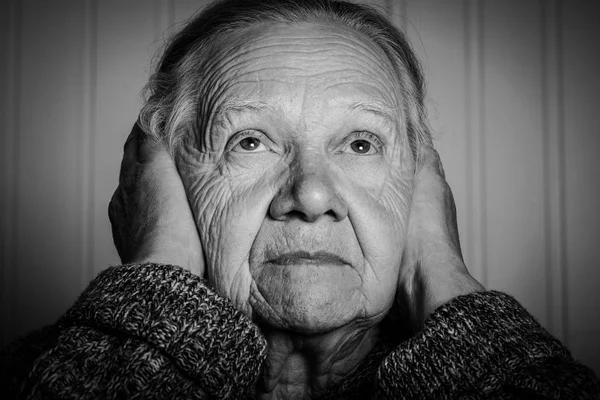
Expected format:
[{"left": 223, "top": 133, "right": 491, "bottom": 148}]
[
  {"left": 377, "top": 291, "right": 571, "bottom": 398},
  {"left": 59, "top": 263, "right": 267, "bottom": 398}
]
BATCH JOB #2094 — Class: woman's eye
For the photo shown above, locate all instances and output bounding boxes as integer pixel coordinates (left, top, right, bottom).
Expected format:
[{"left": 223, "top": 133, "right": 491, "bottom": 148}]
[
  {"left": 342, "top": 133, "right": 382, "bottom": 156},
  {"left": 238, "top": 137, "right": 262, "bottom": 151},
  {"left": 230, "top": 133, "right": 269, "bottom": 153}
]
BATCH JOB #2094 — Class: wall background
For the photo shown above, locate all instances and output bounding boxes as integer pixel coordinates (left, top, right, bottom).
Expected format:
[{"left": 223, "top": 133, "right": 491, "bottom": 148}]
[{"left": 1, "top": 0, "right": 599, "bottom": 375}]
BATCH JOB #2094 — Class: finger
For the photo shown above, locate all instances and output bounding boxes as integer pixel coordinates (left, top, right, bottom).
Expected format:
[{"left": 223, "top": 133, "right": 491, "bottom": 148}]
[
  {"left": 137, "top": 130, "right": 169, "bottom": 165},
  {"left": 421, "top": 159, "right": 464, "bottom": 259},
  {"left": 124, "top": 122, "right": 145, "bottom": 161},
  {"left": 418, "top": 145, "right": 445, "bottom": 180},
  {"left": 125, "top": 119, "right": 166, "bottom": 165}
]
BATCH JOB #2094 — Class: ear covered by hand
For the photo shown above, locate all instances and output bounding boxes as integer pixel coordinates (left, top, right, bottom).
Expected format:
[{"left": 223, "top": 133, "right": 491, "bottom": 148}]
[
  {"left": 397, "top": 146, "right": 485, "bottom": 334},
  {"left": 108, "top": 121, "right": 205, "bottom": 277}
]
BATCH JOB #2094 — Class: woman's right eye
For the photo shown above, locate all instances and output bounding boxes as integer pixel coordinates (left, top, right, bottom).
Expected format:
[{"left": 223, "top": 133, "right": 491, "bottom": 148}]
[
  {"left": 237, "top": 137, "right": 265, "bottom": 152},
  {"left": 228, "top": 131, "right": 270, "bottom": 153}
]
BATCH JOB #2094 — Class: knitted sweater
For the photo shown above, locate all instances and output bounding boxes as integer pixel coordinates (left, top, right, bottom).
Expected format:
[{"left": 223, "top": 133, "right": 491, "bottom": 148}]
[{"left": 1, "top": 264, "right": 598, "bottom": 399}]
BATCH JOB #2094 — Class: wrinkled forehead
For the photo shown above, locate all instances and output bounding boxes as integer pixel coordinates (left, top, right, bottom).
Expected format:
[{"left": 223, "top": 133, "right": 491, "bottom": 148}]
[{"left": 196, "top": 22, "right": 403, "bottom": 121}]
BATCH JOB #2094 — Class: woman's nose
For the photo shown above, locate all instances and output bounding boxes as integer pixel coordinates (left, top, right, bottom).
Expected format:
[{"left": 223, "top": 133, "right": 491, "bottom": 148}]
[{"left": 269, "top": 156, "right": 348, "bottom": 223}]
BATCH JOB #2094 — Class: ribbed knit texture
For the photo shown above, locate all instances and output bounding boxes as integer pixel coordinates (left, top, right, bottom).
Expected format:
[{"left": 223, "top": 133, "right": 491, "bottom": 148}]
[{"left": 1, "top": 263, "right": 598, "bottom": 399}]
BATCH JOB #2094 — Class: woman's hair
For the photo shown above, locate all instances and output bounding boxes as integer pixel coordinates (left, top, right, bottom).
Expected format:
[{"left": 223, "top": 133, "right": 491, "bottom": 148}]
[{"left": 139, "top": 0, "right": 432, "bottom": 163}]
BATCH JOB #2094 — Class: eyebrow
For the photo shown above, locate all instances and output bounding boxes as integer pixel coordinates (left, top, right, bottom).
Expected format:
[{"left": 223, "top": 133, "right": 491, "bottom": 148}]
[{"left": 348, "top": 101, "right": 399, "bottom": 125}]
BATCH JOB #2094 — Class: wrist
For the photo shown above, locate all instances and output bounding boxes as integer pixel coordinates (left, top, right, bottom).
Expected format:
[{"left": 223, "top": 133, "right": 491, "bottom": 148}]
[{"left": 129, "top": 237, "right": 200, "bottom": 274}]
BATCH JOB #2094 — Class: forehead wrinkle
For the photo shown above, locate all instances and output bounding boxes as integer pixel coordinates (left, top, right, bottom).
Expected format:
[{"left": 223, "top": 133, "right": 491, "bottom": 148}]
[
  {"left": 206, "top": 56, "right": 394, "bottom": 101},
  {"left": 205, "top": 27, "right": 398, "bottom": 83},
  {"left": 198, "top": 32, "right": 399, "bottom": 100},
  {"left": 224, "top": 22, "right": 394, "bottom": 69},
  {"left": 216, "top": 58, "right": 395, "bottom": 93},
  {"left": 210, "top": 50, "right": 389, "bottom": 81}
]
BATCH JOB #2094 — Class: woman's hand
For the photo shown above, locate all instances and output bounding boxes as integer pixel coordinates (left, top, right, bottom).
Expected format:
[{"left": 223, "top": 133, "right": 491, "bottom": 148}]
[
  {"left": 397, "top": 146, "right": 484, "bottom": 333},
  {"left": 108, "top": 122, "right": 204, "bottom": 276}
]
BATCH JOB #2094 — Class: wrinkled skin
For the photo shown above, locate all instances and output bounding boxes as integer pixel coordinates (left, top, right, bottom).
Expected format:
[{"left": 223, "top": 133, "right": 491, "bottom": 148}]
[{"left": 110, "top": 21, "right": 484, "bottom": 400}]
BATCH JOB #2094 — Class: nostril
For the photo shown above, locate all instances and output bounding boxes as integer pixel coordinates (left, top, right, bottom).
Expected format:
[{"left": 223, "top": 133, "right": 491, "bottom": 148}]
[
  {"left": 301, "top": 209, "right": 338, "bottom": 223},
  {"left": 286, "top": 210, "right": 307, "bottom": 221},
  {"left": 324, "top": 209, "right": 338, "bottom": 221}
]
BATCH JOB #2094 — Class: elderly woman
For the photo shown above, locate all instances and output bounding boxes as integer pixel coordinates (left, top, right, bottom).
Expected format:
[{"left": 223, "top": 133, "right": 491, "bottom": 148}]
[{"left": 2, "top": 0, "right": 599, "bottom": 398}]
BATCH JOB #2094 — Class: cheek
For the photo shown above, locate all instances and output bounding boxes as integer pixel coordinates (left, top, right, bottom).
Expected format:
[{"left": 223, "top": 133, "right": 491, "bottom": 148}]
[
  {"left": 176, "top": 147, "right": 286, "bottom": 311},
  {"left": 341, "top": 157, "right": 412, "bottom": 305}
]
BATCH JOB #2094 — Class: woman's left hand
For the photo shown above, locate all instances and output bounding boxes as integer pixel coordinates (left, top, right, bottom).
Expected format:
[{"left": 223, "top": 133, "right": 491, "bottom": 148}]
[{"left": 396, "top": 146, "right": 484, "bottom": 333}]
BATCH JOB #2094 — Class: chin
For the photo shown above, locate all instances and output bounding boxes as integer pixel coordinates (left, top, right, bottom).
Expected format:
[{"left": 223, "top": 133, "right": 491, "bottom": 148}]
[{"left": 250, "top": 279, "right": 367, "bottom": 334}]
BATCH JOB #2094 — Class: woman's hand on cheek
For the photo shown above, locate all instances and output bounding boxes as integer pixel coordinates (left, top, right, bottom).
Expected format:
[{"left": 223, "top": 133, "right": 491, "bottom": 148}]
[
  {"left": 109, "top": 121, "right": 205, "bottom": 276},
  {"left": 396, "top": 146, "right": 484, "bottom": 334}
]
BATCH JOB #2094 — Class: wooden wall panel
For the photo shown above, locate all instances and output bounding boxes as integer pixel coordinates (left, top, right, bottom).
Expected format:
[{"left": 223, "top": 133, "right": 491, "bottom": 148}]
[
  {"left": 10, "top": 0, "right": 87, "bottom": 339},
  {"left": 481, "top": 0, "right": 548, "bottom": 326},
  {"left": 562, "top": 0, "right": 600, "bottom": 374}
]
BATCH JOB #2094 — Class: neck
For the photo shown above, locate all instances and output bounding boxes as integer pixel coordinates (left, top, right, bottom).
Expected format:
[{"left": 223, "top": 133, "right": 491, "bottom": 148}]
[{"left": 254, "top": 321, "right": 380, "bottom": 400}]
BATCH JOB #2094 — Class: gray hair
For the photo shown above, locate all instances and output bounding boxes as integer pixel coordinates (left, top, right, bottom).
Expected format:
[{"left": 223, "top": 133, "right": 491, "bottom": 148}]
[{"left": 139, "top": 0, "right": 432, "bottom": 164}]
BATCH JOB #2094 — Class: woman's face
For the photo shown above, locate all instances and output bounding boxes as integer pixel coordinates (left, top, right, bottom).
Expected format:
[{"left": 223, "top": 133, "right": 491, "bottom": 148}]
[{"left": 176, "top": 22, "right": 414, "bottom": 333}]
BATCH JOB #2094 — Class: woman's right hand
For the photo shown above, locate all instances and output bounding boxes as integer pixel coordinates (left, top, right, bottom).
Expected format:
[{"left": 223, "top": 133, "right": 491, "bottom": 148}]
[{"left": 108, "top": 121, "right": 205, "bottom": 276}]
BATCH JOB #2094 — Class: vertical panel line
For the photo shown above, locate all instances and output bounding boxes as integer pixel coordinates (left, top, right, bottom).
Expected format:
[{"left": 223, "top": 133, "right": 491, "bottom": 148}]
[
  {"left": 541, "top": 0, "right": 552, "bottom": 336},
  {"left": 464, "top": 0, "right": 486, "bottom": 285},
  {"left": 542, "top": 0, "right": 567, "bottom": 342},
  {"left": 463, "top": 0, "right": 474, "bottom": 279},
  {"left": 556, "top": 0, "right": 568, "bottom": 345},
  {"left": 477, "top": 0, "right": 488, "bottom": 287},
  {"left": 81, "top": 0, "right": 97, "bottom": 288},
  {"left": 541, "top": 0, "right": 567, "bottom": 343}
]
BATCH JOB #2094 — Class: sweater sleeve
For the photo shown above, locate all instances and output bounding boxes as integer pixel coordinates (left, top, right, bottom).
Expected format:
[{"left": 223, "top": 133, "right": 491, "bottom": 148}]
[
  {"left": 376, "top": 291, "right": 600, "bottom": 399},
  {"left": 1, "top": 263, "right": 267, "bottom": 399}
]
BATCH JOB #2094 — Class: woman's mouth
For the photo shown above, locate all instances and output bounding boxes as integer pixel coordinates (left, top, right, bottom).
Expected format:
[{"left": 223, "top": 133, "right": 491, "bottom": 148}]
[{"left": 266, "top": 251, "right": 348, "bottom": 266}]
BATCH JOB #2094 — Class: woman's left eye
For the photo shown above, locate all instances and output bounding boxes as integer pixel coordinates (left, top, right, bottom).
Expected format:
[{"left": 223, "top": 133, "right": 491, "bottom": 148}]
[{"left": 342, "top": 132, "right": 383, "bottom": 156}]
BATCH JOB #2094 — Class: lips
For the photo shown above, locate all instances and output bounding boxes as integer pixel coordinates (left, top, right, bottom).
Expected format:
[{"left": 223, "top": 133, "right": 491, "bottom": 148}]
[{"left": 266, "top": 251, "right": 348, "bottom": 266}]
